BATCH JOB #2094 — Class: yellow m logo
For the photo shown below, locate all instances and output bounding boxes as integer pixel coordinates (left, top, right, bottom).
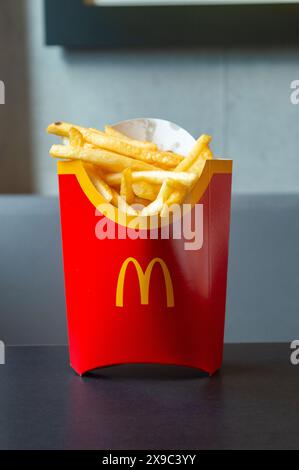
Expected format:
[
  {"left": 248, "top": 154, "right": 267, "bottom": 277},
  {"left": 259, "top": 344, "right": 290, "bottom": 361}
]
[{"left": 116, "top": 257, "right": 175, "bottom": 308}]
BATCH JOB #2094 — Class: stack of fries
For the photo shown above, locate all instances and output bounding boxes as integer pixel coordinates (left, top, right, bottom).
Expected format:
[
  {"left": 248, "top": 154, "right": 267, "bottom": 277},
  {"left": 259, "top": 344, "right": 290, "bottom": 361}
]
[{"left": 47, "top": 121, "right": 213, "bottom": 216}]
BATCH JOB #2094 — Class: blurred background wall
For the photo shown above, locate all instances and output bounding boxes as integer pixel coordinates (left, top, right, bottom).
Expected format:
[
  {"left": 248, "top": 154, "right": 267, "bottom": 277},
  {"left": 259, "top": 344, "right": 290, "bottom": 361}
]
[{"left": 1, "top": 0, "right": 299, "bottom": 195}]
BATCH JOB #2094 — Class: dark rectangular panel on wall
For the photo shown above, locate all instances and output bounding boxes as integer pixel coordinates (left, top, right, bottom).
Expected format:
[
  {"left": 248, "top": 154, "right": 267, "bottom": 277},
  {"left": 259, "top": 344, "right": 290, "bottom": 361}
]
[{"left": 45, "top": 0, "right": 299, "bottom": 47}]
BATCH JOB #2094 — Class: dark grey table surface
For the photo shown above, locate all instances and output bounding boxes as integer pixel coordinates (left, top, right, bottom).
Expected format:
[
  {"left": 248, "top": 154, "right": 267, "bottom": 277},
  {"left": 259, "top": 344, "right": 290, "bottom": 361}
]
[{"left": 0, "top": 344, "right": 298, "bottom": 450}]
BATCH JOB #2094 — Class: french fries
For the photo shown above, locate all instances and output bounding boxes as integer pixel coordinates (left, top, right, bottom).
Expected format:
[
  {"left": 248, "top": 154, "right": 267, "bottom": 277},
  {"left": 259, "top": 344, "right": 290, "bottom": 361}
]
[
  {"left": 120, "top": 168, "right": 134, "bottom": 204},
  {"left": 111, "top": 188, "right": 138, "bottom": 216},
  {"left": 47, "top": 121, "right": 183, "bottom": 169},
  {"left": 102, "top": 170, "right": 196, "bottom": 187},
  {"left": 50, "top": 144, "right": 157, "bottom": 173},
  {"left": 69, "top": 127, "right": 84, "bottom": 148},
  {"left": 103, "top": 174, "right": 160, "bottom": 202},
  {"left": 47, "top": 120, "right": 214, "bottom": 216},
  {"left": 83, "top": 163, "right": 113, "bottom": 203},
  {"left": 156, "top": 134, "right": 213, "bottom": 209},
  {"left": 104, "top": 125, "right": 157, "bottom": 151},
  {"left": 132, "top": 182, "right": 160, "bottom": 202}
]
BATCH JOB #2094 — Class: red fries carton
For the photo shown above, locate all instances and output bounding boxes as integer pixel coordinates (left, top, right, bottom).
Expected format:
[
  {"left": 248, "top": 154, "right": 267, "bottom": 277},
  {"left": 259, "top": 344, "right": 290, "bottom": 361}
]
[{"left": 57, "top": 120, "right": 232, "bottom": 375}]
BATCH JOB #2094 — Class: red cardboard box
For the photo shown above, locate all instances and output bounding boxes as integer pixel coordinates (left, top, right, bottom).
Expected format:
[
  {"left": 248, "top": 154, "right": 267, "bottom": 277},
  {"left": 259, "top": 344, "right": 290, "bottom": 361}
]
[{"left": 57, "top": 126, "right": 232, "bottom": 376}]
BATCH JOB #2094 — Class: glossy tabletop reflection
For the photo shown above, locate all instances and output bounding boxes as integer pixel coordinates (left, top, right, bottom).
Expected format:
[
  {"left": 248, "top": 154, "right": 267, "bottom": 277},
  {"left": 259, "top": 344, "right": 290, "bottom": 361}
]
[{"left": 0, "top": 344, "right": 298, "bottom": 450}]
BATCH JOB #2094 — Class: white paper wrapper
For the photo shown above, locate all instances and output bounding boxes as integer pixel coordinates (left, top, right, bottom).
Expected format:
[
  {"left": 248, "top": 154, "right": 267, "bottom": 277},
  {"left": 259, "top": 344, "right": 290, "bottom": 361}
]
[{"left": 112, "top": 118, "right": 196, "bottom": 156}]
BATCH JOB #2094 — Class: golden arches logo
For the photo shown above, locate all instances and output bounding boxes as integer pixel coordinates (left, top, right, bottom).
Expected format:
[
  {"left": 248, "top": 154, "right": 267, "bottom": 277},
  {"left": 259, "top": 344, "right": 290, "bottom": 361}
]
[{"left": 116, "top": 257, "right": 175, "bottom": 308}]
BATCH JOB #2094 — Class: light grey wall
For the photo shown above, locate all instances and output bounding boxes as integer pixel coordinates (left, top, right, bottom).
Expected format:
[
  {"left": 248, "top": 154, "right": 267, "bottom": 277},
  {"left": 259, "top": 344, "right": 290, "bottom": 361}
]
[{"left": 0, "top": 0, "right": 299, "bottom": 195}]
